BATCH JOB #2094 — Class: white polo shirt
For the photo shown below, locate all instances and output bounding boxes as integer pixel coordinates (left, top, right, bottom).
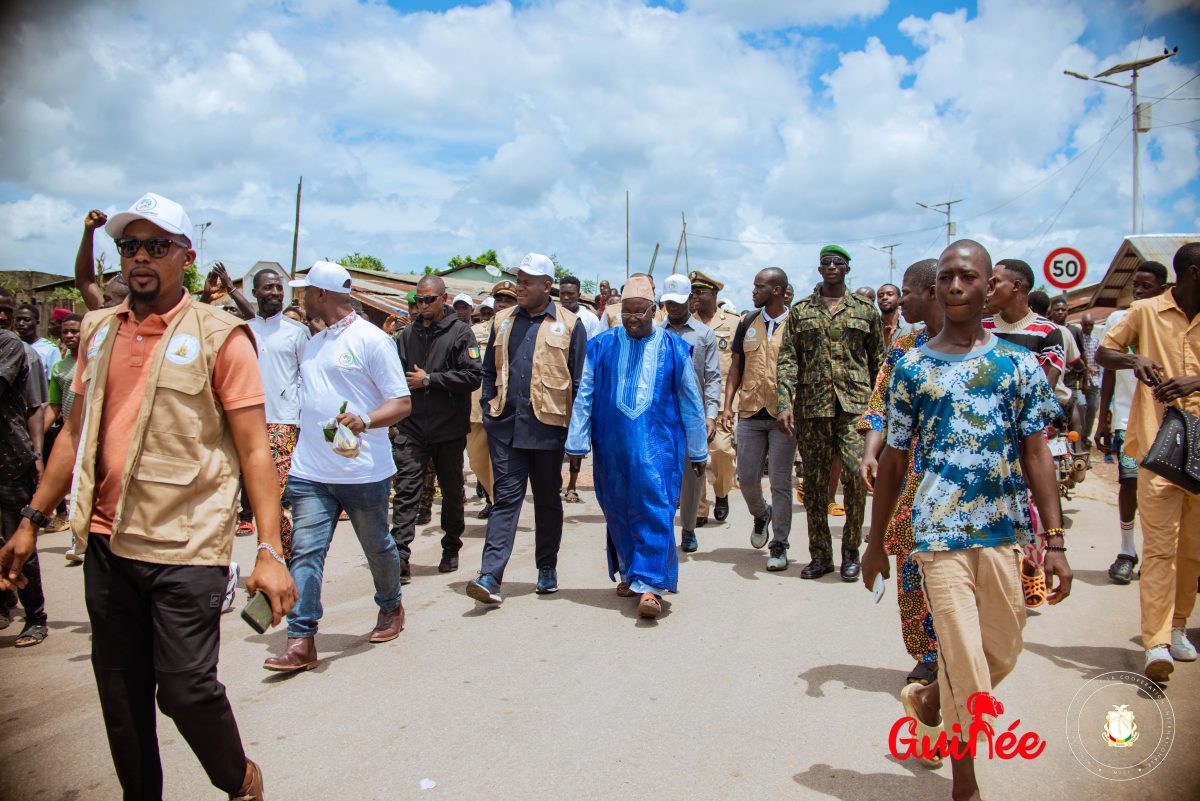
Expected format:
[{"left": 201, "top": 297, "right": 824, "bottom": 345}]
[
  {"left": 247, "top": 311, "right": 309, "bottom": 425},
  {"left": 290, "top": 314, "right": 410, "bottom": 485},
  {"left": 1105, "top": 310, "right": 1137, "bottom": 430},
  {"left": 572, "top": 305, "right": 604, "bottom": 339}
]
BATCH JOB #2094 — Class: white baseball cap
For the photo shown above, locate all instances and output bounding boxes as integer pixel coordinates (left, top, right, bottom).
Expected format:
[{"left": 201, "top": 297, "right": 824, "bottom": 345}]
[
  {"left": 289, "top": 260, "right": 353, "bottom": 294},
  {"left": 481, "top": 296, "right": 495, "bottom": 309},
  {"left": 660, "top": 274, "right": 691, "bottom": 305},
  {"left": 105, "top": 192, "right": 194, "bottom": 240},
  {"left": 719, "top": 298, "right": 736, "bottom": 311},
  {"left": 517, "top": 253, "right": 555, "bottom": 277},
  {"left": 452, "top": 293, "right": 473, "bottom": 307}
]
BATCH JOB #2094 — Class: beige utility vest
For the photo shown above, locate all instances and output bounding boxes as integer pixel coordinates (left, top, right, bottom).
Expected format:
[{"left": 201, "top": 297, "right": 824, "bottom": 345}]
[
  {"left": 72, "top": 299, "right": 248, "bottom": 566},
  {"left": 488, "top": 304, "right": 577, "bottom": 428},
  {"left": 470, "top": 320, "right": 492, "bottom": 425},
  {"left": 738, "top": 313, "right": 786, "bottom": 418}
]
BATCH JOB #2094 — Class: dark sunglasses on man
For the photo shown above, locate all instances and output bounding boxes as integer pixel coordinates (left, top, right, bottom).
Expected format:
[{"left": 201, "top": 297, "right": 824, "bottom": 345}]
[
  {"left": 412, "top": 294, "right": 442, "bottom": 305},
  {"left": 114, "top": 236, "right": 191, "bottom": 259},
  {"left": 819, "top": 256, "right": 848, "bottom": 267}
]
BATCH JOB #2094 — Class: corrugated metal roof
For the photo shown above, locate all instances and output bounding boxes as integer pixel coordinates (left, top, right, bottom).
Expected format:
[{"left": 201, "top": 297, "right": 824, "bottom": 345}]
[
  {"left": 352, "top": 289, "right": 408, "bottom": 317},
  {"left": 1085, "top": 234, "right": 1197, "bottom": 310}
]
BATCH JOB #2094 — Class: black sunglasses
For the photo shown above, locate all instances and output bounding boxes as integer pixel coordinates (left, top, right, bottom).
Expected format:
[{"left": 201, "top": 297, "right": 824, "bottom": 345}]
[
  {"left": 115, "top": 236, "right": 189, "bottom": 259},
  {"left": 819, "top": 256, "right": 848, "bottom": 267},
  {"left": 412, "top": 294, "right": 441, "bottom": 305}
]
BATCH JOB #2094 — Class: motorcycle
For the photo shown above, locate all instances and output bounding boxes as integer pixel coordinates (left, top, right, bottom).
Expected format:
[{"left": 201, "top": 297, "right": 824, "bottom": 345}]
[{"left": 1047, "top": 425, "right": 1090, "bottom": 499}]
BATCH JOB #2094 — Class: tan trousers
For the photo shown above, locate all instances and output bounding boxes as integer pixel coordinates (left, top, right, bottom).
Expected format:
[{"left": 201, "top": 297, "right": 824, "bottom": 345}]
[
  {"left": 699, "top": 427, "right": 736, "bottom": 516},
  {"left": 913, "top": 545, "right": 1025, "bottom": 740},
  {"left": 466, "top": 422, "right": 493, "bottom": 499},
  {"left": 1137, "top": 470, "right": 1200, "bottom": 649}
]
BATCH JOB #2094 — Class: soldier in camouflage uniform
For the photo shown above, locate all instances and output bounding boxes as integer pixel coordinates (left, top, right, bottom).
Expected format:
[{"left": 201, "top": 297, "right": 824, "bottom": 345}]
[
  {"left": 690, "top": 270, "right": 738, "bottom": 525},
  {"left": 777, "top": 245, "right": 883, "bottom": 581}
]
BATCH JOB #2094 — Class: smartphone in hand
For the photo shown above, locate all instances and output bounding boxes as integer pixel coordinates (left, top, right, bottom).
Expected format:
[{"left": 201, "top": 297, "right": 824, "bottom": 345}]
[
  {"left": 872, "top": 573, "right": 886, "bottom": 604},
  {"left": 241, "top": 591, "right": 274, "bottom": 634}
]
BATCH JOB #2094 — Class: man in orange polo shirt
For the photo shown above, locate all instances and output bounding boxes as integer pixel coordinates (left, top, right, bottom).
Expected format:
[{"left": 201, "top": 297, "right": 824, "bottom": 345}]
[
  {"left": 0, "top": 192, "right": 296, "bottom": 801},
  {"left": 1097, "top": 241, "right": 1200, "bottom": 682}
]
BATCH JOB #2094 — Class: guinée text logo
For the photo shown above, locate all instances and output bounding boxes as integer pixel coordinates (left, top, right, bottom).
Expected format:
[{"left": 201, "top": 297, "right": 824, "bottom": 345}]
[{"left": 889, "top": 692, "right": 1046, "bottom": 763}]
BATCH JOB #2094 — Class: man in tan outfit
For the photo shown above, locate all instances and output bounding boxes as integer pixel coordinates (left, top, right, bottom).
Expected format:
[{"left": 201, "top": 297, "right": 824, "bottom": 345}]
[{"left": 690, "top": 270, "right": 736, "bottom": 524}]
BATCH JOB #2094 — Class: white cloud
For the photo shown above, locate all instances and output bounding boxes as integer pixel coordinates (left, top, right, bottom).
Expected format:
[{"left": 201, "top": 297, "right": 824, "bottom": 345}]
[
  {"left": 0, "top": 0, "right": 1196, "bottom": 307},
  {"left": 685, "top": 0, "right": 889, "bottom": 29}
]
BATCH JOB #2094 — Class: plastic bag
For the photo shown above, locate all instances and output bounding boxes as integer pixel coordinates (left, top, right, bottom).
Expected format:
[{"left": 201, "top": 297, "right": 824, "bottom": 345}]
[{"left": 332, "top": 421, "right": 362, "bottom": 459}]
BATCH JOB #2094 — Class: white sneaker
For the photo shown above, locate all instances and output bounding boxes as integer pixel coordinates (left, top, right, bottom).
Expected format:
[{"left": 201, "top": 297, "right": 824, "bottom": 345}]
[
  {"left": 1170, "top": 628, "right": 1198, "bottom": 662},
  {"left": 1145, "top": 644, "right": 1174, "bottom": 682},
  {"left": 64, "top": 534, "right": 83, "bottom": 564},
  {"left": 222, "top": 561, "right": 239, "bottom": 613}
]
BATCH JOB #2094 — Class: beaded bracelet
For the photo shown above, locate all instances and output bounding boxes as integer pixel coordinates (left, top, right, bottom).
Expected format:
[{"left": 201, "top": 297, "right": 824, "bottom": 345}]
[
  {"left": 1042, "top": 527, "right": 1065, "bottom": 538},
  {"left": 1045, "top": 545, "right": 1067, "bottom": 552}
]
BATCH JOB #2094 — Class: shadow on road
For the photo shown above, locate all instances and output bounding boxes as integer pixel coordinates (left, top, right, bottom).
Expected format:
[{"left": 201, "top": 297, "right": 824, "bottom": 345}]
[
  {"left": 1023, "top": 640, "right": 1140, "bottom": 679},
  {"left": 794, "top": 759, "right": 950, "bottom": 801},
  {"left": 796, "top": 663, "right": 909, "bottom": 698},
  {"left": 1070, "top": 568, "right": 1129, "bottom": 587}
]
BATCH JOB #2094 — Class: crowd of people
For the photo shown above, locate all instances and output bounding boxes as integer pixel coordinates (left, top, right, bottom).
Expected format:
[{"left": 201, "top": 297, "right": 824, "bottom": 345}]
[{"left": 0, "top": 191, "right": 1196, "bottom": 801}]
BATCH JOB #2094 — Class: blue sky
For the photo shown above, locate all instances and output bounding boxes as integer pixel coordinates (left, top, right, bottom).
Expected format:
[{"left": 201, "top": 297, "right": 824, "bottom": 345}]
[{"left": 1, "top": 0, "right": 1197, "bottom": 307}]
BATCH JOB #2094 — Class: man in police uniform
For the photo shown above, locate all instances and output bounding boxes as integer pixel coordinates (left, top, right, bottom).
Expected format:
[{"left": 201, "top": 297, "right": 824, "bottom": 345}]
[
  {"left": 690, "top": 270, "right": 736, "bottom": 524},
  {"left": 777, "top": 245, "right": 883, "bottom": 581},
  {"left": 466, "top": 283, "right": 516, "bottom": 520},
  {"left": 466, "top": 257, "right": 586, "bottom": 605}
]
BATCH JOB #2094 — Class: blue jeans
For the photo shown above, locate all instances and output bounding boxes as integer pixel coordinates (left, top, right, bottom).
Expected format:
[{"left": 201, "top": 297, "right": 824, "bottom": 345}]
[{"left": 285, "top": 476, "right": 402, "bottom": 638}]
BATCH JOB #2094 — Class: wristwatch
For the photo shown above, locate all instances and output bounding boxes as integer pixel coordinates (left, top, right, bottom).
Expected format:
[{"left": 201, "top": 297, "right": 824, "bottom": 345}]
[
  {"left": 359, "top": 412, "right": 372, "bottom": 431},
  {"left": 20, "top": 505, "right": 50, "bottom": 528},
  {"left": 422, "top": 374, "right": 432, "bottom": 388}
]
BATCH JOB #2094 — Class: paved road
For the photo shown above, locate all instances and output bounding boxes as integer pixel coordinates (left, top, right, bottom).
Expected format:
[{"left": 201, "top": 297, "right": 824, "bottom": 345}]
[{"left": 3, "top": 469, "right": 1198, "bottom": 800}]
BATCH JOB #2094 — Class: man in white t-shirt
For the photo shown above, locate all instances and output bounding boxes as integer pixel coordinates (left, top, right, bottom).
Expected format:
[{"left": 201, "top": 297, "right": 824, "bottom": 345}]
[
  {"left": 245, "top": 269, "right": 309, "bottom": 555},
  {"left": 264, "top": 261, "right": 413, "bottom": 673},
  {"left": 558, "top": 275, "right": 603, "bottom": 339},
  {"left": 1094, "top": 260, "right": 1170, "bottom": 586}
]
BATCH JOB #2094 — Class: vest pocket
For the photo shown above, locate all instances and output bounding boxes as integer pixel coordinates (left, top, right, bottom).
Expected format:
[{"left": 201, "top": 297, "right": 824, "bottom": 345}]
[
  {"left": 539, "top": 374, "right": 571, "bottom": 417},
  {"left": 127, "top": 453, "right": 202, "bottom": 542}
]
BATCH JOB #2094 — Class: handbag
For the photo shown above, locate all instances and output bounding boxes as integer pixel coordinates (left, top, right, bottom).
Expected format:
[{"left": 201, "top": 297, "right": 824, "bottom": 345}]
[{"left": 1141, "top": 405, "right": 1200, "bottom": 494}]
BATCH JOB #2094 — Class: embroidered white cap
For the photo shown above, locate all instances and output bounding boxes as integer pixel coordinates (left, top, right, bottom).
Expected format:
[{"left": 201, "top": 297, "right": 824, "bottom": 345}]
[
  {"left": 452, "top": 293, "right": 473, "bottom": 307},
  {"left": 289, "top": 260, "right": 353, "bottom": 294},
  {"left": 481, "top": 296, "right": 495, "bottom": 309},
  {"left": 516, "top": 253, "right": 555, "bottom": 278},
  {"left": 105, "top": 192, "right": 194, "bottom": 240},
  {"left": 659, "top": 274, "right": 692, "bottom": 305},
  {"left": 719, "top": 298, "right": 736, "bottom": 311}
]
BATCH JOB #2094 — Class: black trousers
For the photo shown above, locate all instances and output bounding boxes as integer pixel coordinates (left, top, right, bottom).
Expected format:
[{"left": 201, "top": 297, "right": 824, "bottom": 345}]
[
  {"left": 479, "top": 438, "right": 564, "bottom": 582},
  {"left": 390, "top": 435, "right": 467, "bottom": 563},
  {"left": 0, "top": 466, "right": 46, "bottom": 625},
  {"left": 84, "top": 534, "right": 246, "bottom": 800}
]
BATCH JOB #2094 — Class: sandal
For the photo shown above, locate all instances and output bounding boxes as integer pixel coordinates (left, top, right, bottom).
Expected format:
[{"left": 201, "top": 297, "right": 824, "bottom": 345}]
[
  {"left": 1022, "top": 558, "right": 1047, "bottom": 608},
  {"left": 899, "top": 683, "right": 943, "bottom": 767},
  {"left": 637, "top": 593, "right": 662, "bottom": 619},
  {"left": 828, "top": 502, "right": 845, "bottom": 516},
  {"left": 906, "top": 662, "right": 938, "bottom": 686},
  {"left": 15, "top": 623, "right": 48, "bottom": 648},
  {"left": 563, "top": 489, "right": 582, "bottom": 503},
  {"left": 795, "top": 482, "right": 805, "bottom": 505},
  {"left": 616, "top": 581, "right": 636, "bottom": 597}
]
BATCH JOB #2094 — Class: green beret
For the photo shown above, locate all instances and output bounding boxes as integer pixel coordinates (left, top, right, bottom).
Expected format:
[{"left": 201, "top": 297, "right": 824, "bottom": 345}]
[{"left": 820, "top": 244, "right": 852, "bottom": 262}]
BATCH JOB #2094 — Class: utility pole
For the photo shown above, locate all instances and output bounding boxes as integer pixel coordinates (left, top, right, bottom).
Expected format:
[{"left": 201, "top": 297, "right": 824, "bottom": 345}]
[
  {"left": 1065, "top": 47, "right": 1176, "bottom": 235},
  {"left": 290, "top": 176, "right": 303, "bottom": 282},
  {"left": 195, "top": 221, "right": 213, "bottom": 274},
  {"left": 917, "top": 199, "right": 962, "bottom": 246},
  {"left": 670, "top": 213, "right": 687, "bottom": 275},
  {"left": 871, "top": 242, "right": 901, "bottom": 285}
]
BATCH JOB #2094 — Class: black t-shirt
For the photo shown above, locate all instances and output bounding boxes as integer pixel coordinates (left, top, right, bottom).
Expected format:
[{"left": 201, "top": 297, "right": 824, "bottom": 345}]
[
  {"left": 731, "top": 312, "right": 775, "bottom": 420},
  {"left": 0, "top": 330, "right": 35, "bottom": 480}
]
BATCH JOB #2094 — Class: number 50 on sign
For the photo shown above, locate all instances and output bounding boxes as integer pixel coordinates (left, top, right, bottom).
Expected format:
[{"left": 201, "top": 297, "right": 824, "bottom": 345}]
[{"left": 1044, "top": 247, "right": 1087, "bottom": 290}]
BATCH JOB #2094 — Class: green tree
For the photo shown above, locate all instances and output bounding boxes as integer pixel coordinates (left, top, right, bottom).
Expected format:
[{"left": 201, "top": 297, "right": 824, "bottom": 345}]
[
  {"left": 446, "top": 249, "right": 503, "bottom": 271},
  {"left": 338, "top": 252, "right": 387, "bottom": 272},
  {"left": 183, "top": 264, "right": 203, "bottom": 293}
]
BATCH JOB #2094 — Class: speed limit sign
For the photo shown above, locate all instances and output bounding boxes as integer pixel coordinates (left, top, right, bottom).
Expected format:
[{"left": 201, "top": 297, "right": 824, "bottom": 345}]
[{"left": 1044, "top": 247, "right": 1087, "bottom": 290}]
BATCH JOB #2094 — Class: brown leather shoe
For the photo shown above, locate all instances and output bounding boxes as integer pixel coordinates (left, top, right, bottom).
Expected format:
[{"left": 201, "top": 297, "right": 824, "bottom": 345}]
[
  {"left": 263, "top": 637, "right": 317, "bottom": 672},
  {"left": 230, "top": 758, "right": 264, "bottom": 800},
  {"left": 369, "top": 604, "right": 405, "bottom": 643}
]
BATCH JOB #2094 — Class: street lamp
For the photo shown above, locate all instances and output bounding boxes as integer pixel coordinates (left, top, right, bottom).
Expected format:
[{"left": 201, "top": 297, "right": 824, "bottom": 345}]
[
  {"left": 195, "top": 221, "right": 213, "bottom": 272},
  {"left": 1064, "top": 47, "right": 1177, "bottom": 235},
  {"left": 917, "top": 199, "right": 962, "bottom": 247}
]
